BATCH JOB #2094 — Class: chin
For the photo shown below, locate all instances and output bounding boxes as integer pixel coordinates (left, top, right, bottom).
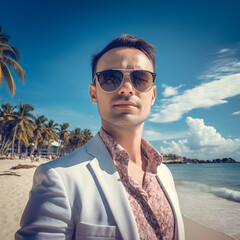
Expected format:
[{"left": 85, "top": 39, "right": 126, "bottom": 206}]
[{"left": 111, "top": 115, "right": 146, "bottom": 126}]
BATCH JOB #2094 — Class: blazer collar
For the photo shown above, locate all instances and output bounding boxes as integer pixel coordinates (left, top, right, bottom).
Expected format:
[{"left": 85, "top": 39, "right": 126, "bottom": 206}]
[{"left": 86, "top": 133, "right": 139, "bottom": 240}]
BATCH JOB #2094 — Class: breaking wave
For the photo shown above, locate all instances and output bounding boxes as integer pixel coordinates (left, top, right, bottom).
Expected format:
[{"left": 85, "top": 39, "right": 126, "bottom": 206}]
[{"left": 179, "top": 181, "right": 240, "bottom": 203}]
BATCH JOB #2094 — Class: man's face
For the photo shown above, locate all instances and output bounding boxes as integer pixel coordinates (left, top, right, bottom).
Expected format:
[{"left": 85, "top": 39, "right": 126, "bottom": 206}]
[{"left": 89, "top": 47, "right": 156, "bottom": 130}]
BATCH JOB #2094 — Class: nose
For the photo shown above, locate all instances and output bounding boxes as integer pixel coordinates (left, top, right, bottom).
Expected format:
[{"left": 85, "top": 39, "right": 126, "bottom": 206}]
[{"left": 117, "top": 73, "right": 135, "bottom": 95}]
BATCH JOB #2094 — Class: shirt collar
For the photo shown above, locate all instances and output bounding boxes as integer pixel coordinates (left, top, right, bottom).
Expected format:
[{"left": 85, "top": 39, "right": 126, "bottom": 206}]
[{"left": 99, "top": 127, "right": 162, "bottom": 174}]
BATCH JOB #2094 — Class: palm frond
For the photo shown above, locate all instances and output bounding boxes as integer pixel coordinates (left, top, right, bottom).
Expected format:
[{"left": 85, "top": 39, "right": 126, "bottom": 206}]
[
  {"left": 1, "top": 62, "right": 16, "bottom": 96},
  {"left": 35, "top": 115, "right": 47, "bottom": 125},
  {"left": 0, "top": 103, "right": 16, "bottom": 114},
  {"left": 0, "top": 27, "right": 25, "bottom": 97},
  {"left": 10, "top": 46, "right": 21, "bottom": 60},
  {"left": 0, "top": 34, "right": 10, "bottom": 43},
  {"left": 23, "top": 104, "right": 34, "bottom": 116},
  {"left": 0, "top": 43, "right": 14, "bottom": 52},
  {"left": 3, "top": 56, "right": 25, "bottom": 82},
  {"left": 60, "top": 123, "right": 69, "bottom": 131},
  {"left": 0, "top": 26, "right": 10, "bottom": 42},
  {"left": 0, "top": 63, "right": 2, "bottom": 86},
  {"left": 46, "top": 119, "right": 59, "bottom": 131},
  {"left": 3, "top": 49, "right": 19, "bottom": 61}
]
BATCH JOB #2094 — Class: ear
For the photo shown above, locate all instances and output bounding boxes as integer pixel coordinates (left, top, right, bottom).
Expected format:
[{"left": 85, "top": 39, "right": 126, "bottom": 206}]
[
  {"left": 151, "top": 86, "right": 157, "bottom": 105},
  {"left": 89, "top": 84, "right": 97, "bottom": 104}
]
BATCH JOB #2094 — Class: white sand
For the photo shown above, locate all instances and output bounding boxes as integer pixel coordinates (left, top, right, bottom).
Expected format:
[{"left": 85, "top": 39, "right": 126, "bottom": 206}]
[
  {"left": 0, "top": 159, "right": 235, "bottom": 240},
  {"left": 0, "top": 158, "right": 48, "bottom": 240}
]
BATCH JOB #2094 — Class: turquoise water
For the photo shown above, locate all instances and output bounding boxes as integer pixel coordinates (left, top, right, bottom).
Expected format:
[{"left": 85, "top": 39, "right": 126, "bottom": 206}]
[
  {"left": 167, "top": 163, "right": 240, "bottom": 202},
  {"left": 167, "top": 163, "right": 240, "bottom": 239}
]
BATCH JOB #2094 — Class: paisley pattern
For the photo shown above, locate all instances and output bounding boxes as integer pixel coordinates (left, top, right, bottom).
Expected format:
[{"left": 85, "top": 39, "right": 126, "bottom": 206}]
[{"left": 100, "top": 128, "right": 175, "bottom": 240}]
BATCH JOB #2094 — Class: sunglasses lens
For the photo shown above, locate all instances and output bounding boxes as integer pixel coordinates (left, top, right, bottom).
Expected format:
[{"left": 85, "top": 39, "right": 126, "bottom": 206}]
[
  {"left": 131, "top": 71, "right": 153, "bottom": 92},
  {"left": 98, "top": 70, "right": 123, "bottom": 92}
]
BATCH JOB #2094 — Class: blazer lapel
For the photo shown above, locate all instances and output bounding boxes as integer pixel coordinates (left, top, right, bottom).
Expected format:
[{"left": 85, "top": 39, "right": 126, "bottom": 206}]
[
  {"left": 86, "top": 133, "right": 139, "bottom": 240},
  {"left": 157, "top": 165, "right": 183, "bottom": 240},
  {"left": 157, "top": 173, "right": 179, "bottom": 210}
]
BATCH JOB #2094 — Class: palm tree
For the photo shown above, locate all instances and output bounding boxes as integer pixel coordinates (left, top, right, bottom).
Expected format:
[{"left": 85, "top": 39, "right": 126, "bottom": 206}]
[
  {"left": 9, "top": 101, "right": 35, "bottom": 153},
  {"left": 41, "top": 119, "right": 59, "bottom": 154},
  {"left": 0, "top": 100, "right": 94, "bottom": 157},
  {"left": 58, "top": 123, "right": 69, "bottom": 156},
  {"left": 82, "top": 129, "right": 93, "bottom": 145},
  {"left": 67, "top": 128, "right": 93, "bottom": 153},
  {"left": 0, "top": 103, "right": 16, "bottom": 115},
  {"left": 68, "top": 128, "right": 83, "bottom": 152},
  {"left": 15, "top": 119, "right": 35, "bottom": 154},
  {"left": 29, "top": 115, "right": 47, "bottom": 156},
  {"left": 0, "top": 26, "right": 25, "bottom": 96},
  {"left": 0, "top": 103, "right": 16, "bottom": 154}
]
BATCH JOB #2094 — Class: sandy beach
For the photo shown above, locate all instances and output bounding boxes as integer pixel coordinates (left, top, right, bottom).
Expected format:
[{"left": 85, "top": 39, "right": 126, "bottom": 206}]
[{"left": 0, "top": 158, "right": 236, "bottom": 240}]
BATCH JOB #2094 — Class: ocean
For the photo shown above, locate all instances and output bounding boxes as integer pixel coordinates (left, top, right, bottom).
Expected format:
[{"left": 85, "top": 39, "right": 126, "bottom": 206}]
[{"left": 167, "top": 163, "right": 240, "bottom": 240}]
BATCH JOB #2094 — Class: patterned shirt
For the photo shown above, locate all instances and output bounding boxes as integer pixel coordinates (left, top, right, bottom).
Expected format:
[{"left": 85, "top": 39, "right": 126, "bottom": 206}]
[{"left": 99, "top": 128, "right": 175, "bottom": 240}]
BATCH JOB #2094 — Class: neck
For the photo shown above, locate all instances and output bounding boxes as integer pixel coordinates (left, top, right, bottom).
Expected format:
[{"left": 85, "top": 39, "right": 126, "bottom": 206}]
[{"left": 102, "top": 123, "right": 144, "bottom": 166}]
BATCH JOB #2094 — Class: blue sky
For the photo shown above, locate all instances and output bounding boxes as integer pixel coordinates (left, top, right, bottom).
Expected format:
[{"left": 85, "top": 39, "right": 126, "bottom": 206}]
[{"left": 1, "top": 0, "right": 240, "bottom": 160}]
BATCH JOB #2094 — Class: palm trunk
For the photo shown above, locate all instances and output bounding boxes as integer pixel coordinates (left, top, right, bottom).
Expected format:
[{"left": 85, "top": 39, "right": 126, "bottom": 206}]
[
  {"left": 47, "top": 142, "right": 51, "bottom": 155},
  {"left": 57, "top": 142, "right": 62, "bottom": 156},
  {"left": 17, "top": 137, "right": 22, "bottom": 154},
  {"left": 0, "top": 135, "right": 7, "bottom": 153},
  {"left": 38, "top": 143, "right": 43, "bottom": 156},
  {"left": 2, "top": 139, "right": 12, "bottom": 155},
  {"left": 12, "top": 126, "right": 18, "bottom": 153}
]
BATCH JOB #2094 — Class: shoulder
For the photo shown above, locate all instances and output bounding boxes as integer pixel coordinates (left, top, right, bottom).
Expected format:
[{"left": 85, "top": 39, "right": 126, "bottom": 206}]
[
  {"left": 157, "top": 163, "right": 175, "bottom": 185},
  {"left": 33, "top": 137, "right": 97, "bottom": 183},
  {"left": 157, "top": 162, "right": 172, "bottom": 174},
  {"left": 33, "top": 133, "right": 107, "bottom": 183},
  {"left": 40, "top": 133, "right": 102, "bottom": 171},
  {"left": 44, "top": 144, "right": 90, "bottom": 169}
]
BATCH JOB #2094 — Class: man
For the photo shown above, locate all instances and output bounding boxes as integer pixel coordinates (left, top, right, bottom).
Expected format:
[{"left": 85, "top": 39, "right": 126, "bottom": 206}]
[{"left": 15, "top": 34, "right": 184, "bottom": 240}]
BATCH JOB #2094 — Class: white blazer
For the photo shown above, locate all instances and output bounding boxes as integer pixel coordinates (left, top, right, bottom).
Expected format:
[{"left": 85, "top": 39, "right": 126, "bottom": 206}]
[{"left": 15, "top": 133, "right": 185, "bottom": 240}]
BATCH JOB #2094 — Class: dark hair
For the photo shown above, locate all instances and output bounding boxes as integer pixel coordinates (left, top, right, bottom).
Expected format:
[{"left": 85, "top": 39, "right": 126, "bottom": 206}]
[{"left": 91, "top": 34, "right": 156, "bottom": 81}]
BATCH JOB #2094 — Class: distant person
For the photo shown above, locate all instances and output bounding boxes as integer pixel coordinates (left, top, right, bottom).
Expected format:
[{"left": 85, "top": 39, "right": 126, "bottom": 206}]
[
  {"left": 15, "top": 34, "right": 184, "bottom": 239},
  {"left": 34, "top": 154, "right": 39, "bottom": 162}
]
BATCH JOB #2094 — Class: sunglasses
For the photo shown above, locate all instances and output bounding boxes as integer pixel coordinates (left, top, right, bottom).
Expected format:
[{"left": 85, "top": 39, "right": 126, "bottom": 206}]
[{"left": 93, "top": 69, "right": 156, "bottom": 93}]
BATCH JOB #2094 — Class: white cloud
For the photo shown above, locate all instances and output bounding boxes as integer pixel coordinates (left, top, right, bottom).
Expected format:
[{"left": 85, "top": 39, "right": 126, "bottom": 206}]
[
  {"left": 150, "top": 47, "right": 240, "bottom": 123},
  {"left": 151, "top": 73, "right": 240, "bottom": 123},
  {"left": 219, "top": 48, "right": 230, "bottom": 54},
  {"left": 208, "top": 59, "right": 240, "bottom": 75},
  {"left": 143, "top": 130, "right": 187, "bottom": 141},
  {"left": 233, "top": 111, "right": 240, "bottom": 115},
  {"left": 218, "top": 48, "right": 232, "bottom": 55},
  {"left": 159, "top": 117, "right": 240, "bottom": 161},
  {"left": 161, "top": 84, "right": 182, "bottom": 97},
  {"left": 186, "top": 117, "right": 224, "bottom": 149}
]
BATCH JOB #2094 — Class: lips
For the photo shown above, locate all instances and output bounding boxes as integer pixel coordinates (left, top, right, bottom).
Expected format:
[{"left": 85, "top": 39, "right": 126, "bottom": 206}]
[{"left": 113, "top": 101, "right": 138, "bottom": 108}]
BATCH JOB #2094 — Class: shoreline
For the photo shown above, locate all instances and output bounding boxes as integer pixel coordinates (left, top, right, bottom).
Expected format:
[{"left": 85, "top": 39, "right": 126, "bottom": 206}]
[
  {"left": 183, "top": 216, "right": 235, "bottom": 240},
  {"left": 163, "top": 159, "right": 238, "bottom": 164},
  {"left": 0, "top": 158, "right": 237, "bottom": 240}
]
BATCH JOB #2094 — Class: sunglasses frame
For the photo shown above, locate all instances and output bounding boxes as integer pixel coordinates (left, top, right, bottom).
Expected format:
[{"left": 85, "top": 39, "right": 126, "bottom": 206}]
[{"left": 93, "top": 69, "right": 156, "bottom": 93}]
